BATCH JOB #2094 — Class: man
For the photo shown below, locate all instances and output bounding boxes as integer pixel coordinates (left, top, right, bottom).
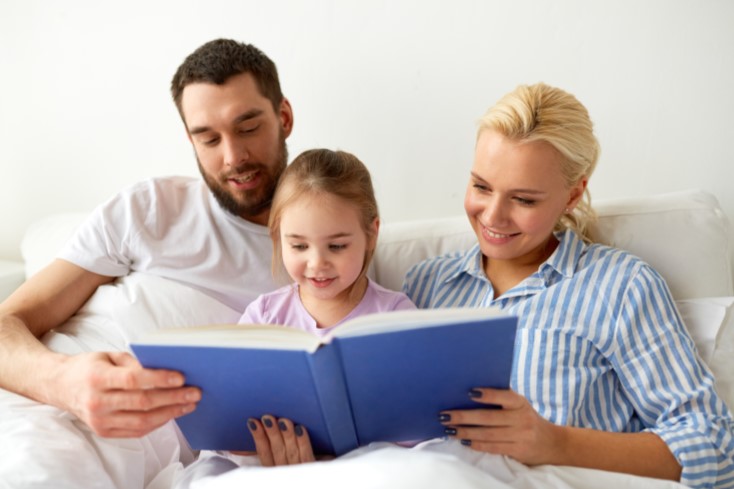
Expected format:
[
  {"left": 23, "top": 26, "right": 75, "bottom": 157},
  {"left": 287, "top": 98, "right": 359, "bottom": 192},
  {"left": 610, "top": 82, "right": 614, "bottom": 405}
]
[{"left": 0, "top": 39, "right": 292, "bottom": 440}]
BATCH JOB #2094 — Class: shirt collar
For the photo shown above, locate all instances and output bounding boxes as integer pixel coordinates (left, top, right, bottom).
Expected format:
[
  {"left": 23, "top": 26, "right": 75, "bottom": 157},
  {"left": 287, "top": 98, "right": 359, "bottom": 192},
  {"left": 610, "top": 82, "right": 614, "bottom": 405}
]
[{"left": 441, "top": 229, "right": 586, "bottom": 287}]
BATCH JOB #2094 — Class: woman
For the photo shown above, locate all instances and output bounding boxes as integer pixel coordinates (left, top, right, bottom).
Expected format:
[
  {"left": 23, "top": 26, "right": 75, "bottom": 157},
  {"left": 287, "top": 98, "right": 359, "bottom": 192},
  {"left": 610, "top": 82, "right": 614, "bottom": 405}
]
[{"left": 403, "top": 83, "right": 734, "bottom": 489}]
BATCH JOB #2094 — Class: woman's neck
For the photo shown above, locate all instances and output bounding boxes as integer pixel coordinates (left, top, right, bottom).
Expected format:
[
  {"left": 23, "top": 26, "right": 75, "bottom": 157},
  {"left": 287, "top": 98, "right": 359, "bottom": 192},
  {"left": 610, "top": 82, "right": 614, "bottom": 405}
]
[{"left": 484, "top": 235, "right": 559, "bottom": 298}]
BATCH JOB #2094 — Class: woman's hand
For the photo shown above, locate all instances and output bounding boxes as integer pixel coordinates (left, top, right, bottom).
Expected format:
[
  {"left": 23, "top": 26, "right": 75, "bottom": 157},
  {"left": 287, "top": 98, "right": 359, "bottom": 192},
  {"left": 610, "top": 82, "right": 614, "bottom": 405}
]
[
  {"left": 247, "top": 415, "right": 316, "bottom": 466},
  {"left": 440, "top": 387, "right": 565, "bottom": 466}
]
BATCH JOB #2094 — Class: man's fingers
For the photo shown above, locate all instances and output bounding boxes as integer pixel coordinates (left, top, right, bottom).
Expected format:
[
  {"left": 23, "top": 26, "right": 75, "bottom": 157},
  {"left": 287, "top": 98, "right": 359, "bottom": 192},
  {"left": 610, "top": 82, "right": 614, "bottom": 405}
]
[
  {"left": 95, "top": 354, "right": 185, "bottom": 391},
  {"left": 90, "top": 402, "right": 197, "bottom": 437},
  {"left": 98, "top": 386, "right": 201, "bottom": 413}
]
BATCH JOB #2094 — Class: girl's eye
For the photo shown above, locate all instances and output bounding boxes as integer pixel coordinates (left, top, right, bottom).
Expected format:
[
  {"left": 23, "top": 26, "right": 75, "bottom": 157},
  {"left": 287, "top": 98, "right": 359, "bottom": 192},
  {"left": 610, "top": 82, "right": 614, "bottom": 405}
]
[
  {"left": 329, "top": 244, "right": 347, "bottom": 251},
  {"left": 290, "top": 244, "right": 307, "bottom": 251}
]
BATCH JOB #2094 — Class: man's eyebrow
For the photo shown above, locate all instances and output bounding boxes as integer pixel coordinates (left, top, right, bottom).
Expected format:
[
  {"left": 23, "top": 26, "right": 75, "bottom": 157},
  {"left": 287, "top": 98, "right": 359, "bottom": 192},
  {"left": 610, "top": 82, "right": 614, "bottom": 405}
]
[{"left": 188, "top": 108, "right": 265, "bottom": 136}]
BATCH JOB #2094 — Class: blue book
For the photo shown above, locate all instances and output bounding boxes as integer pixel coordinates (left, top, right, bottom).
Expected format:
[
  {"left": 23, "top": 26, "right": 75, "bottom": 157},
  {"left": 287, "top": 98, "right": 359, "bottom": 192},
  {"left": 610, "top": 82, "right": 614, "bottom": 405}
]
[{"left": 130, "top": 307, "right": 517, "bottom": 456}]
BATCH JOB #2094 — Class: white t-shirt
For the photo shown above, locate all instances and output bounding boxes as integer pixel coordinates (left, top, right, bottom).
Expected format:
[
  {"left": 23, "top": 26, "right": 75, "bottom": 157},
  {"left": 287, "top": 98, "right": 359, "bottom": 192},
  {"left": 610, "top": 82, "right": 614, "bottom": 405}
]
[{"left": 59, "top": 176, "right": 277, "bottom": 311}]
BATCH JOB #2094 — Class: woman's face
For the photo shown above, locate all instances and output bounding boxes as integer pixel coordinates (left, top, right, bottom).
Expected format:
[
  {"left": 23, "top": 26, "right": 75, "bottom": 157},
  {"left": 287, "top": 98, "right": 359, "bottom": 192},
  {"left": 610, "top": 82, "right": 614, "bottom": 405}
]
[{"left": 464, "top": 130, "right": 585, "bottom": 271}]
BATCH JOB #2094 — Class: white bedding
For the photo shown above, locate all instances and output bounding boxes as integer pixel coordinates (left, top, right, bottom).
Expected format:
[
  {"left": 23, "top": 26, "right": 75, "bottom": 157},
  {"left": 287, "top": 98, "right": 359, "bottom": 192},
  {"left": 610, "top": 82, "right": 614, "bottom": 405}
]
[{"left": 3, "top": 272, "right": 730, "bottom": 489}]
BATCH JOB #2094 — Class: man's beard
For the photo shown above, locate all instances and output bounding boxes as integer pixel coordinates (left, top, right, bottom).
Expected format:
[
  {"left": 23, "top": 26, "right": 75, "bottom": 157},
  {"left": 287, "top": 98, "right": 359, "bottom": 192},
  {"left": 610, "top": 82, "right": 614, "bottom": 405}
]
[{"left": 198, "top": 133, "right": 288, "bottom": 220}]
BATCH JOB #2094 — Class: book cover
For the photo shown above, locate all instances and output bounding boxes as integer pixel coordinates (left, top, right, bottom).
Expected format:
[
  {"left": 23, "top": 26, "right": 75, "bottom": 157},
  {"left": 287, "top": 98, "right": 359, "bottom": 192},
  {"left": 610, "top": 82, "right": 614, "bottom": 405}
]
[{"left": 130, "top": 307, "right": 517, "bottom": 455}]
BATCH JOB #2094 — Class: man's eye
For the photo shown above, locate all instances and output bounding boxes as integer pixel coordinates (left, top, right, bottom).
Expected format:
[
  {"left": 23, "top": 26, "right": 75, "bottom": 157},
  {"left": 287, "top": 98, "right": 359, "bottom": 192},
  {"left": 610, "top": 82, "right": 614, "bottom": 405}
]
[
  {"left": 202, "top": 137, "right": 219, "bottom": 146},
  {"left": 239, "top": 124, "right": 260, "bottom": 135}
]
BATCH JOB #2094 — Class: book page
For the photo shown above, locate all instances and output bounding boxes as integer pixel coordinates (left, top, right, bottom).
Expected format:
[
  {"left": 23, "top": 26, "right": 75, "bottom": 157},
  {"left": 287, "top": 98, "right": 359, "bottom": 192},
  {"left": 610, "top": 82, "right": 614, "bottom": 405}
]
[
  {"left": 329, "top": 307, "right": 504, "bottom": 338},
  {"left": 131, "top": 324, "right": 323, "bottom": 352}
]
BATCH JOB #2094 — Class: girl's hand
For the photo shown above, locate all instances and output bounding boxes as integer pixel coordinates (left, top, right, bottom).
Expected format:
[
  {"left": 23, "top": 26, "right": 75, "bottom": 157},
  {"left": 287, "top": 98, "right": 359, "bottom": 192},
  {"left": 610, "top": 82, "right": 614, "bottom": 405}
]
[
  {"left": 247, "top": 415, "right": 316, "bottom": 466},
  {"left": 440, "top": 388, "right": 565, "bottom": 466}
]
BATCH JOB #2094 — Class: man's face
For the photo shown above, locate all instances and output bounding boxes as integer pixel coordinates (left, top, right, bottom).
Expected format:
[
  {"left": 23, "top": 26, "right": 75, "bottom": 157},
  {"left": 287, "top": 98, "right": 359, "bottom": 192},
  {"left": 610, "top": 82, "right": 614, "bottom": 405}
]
[{"left": 181, "top": 72, "right": 293, "bottom": 225}]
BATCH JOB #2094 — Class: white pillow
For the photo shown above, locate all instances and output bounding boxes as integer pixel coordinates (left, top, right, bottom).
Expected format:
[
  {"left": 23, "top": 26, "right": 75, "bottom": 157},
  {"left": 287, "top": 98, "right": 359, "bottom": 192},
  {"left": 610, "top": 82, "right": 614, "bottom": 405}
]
[{"left": 676, "top": 296, "right": 734, "bottom": 412}]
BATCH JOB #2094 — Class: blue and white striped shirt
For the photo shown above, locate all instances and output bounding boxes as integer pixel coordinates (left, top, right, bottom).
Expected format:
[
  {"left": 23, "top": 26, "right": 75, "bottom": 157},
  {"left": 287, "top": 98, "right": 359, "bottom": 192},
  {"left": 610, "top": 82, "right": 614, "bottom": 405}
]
[{"left": 403, "top": 229, "right": 734, "bottom": 489}]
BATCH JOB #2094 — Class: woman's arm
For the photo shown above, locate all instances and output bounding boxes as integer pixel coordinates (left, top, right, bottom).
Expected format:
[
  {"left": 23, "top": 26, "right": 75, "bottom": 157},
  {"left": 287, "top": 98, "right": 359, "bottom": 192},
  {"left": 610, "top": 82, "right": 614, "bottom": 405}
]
[{"left": 441, "top": 388, "right": 681, "bottom": 480}]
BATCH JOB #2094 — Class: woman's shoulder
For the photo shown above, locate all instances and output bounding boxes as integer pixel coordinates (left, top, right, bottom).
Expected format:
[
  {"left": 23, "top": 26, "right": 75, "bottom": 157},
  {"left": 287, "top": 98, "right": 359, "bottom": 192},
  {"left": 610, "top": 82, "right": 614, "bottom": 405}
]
[{"left": 405, "top": 246, "right": 480, "bottom": 281}]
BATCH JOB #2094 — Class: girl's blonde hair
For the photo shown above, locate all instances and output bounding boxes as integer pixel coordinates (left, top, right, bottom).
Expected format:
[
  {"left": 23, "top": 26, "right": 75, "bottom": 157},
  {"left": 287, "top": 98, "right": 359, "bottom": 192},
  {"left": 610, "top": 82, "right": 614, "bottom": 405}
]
[
  {"left": 268, "top": 149, "right": 379, "bottom": 298},
  {"left": 478, "top": 83, "right": 601, "bottom": 242}
]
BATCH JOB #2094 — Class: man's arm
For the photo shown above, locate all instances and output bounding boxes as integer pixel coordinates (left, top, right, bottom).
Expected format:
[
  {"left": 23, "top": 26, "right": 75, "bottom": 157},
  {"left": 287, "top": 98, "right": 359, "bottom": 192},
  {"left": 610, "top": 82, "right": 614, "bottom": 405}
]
[{"left": 0, "top": 259, "right": 201, "bottom": 437}]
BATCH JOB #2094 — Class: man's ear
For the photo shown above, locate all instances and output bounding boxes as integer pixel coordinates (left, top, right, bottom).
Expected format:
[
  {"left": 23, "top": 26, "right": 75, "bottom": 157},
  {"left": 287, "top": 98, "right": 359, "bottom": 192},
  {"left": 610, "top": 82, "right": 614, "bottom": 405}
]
[{"left": 279, "top": 97, "right": 294, "bottom": 137}]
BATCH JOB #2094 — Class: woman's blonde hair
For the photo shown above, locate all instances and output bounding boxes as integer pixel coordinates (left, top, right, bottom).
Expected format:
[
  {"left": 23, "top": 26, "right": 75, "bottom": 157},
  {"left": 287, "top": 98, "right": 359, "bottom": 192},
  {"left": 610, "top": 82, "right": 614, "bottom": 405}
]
[
  {"left": 478, "top": 83, "right": 601, "bottom": 242},
  {"left": 268, "top": 149, "right": 379, "bottom": 299}
]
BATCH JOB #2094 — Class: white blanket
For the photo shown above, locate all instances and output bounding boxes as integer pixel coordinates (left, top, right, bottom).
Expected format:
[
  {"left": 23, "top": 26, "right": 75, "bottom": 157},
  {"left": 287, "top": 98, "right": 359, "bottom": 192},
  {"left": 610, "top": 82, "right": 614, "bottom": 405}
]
[{"left": 0, "top": 273, "right": 696, "bottom": 489}]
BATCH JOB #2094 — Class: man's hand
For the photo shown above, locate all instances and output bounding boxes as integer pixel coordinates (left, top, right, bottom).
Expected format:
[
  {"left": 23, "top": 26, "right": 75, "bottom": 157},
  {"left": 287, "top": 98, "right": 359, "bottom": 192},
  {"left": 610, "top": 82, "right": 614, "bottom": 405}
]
[{"left": 56, "top": 351, "right": 201, "bottom": 438}]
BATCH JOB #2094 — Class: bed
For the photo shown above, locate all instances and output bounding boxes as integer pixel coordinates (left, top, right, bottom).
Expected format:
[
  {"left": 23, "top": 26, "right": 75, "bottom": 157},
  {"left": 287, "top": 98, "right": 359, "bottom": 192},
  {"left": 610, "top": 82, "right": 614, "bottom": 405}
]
[{"left": 1, "top": 189, "right": 732, "bottom": 488}]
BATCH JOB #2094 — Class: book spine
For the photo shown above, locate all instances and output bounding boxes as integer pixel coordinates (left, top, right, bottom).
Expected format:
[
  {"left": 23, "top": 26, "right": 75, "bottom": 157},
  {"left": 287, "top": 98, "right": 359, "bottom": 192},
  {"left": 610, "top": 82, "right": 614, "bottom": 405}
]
[{"left": 308, "top": 345, "right": 359, "bottom": 455}]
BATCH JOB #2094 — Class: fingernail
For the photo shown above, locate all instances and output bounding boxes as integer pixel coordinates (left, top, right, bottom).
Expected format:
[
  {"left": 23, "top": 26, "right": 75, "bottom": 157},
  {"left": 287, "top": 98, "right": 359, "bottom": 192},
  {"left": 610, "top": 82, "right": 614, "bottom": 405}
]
[
  {"left": 186, "top": 390, "right": 201, "bottom": 402},
  {"left": 295, "top": 425, "right": 304, "bottom": 437},
  {"left": 438, "top": 413, "right": 451, "bottom": 422},
  {"left": 263, "top": 417, "right": 273, "bottom": 428},
  {"left": 444, "top": 428, "right": 457, "bottom": 435},
  {"left": 468, "top": 389, "right": 482, "bottom": 399},
  {"left": 248, "top": 419, "right": 257, "bottom": 431},
  {"left": 278, "top": 420, "right": 287, "bottom": 431},
  {"left": 461, "top": 439, "right": 472, "bottom": 446}
]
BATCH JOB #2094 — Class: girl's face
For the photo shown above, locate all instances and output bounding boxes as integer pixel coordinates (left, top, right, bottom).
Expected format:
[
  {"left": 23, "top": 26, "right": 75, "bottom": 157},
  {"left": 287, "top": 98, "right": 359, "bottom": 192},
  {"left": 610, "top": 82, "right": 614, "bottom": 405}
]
[
  {"left": 464, "top": 130, "right": 585, "bottom": 272},
  {"left": 279, "top": 193, "right": 376, "bottom": 304}
]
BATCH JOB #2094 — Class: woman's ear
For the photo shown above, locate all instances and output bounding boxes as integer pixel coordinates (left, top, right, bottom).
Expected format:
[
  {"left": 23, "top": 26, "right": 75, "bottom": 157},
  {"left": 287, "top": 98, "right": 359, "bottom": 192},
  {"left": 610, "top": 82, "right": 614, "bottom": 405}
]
[{"left": 565, "top": 177, "right": 588, "bottom": 211}]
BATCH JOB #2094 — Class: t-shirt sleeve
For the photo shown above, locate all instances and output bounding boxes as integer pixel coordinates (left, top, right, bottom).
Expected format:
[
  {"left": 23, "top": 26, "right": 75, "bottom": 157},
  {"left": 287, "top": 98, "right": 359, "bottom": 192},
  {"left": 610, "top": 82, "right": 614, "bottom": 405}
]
[
  {"left": 238, "top": 295, "right": 267, "bottom": 324},
  {"left": 58, "top": 191, "right": 144, "bottom": 277}
]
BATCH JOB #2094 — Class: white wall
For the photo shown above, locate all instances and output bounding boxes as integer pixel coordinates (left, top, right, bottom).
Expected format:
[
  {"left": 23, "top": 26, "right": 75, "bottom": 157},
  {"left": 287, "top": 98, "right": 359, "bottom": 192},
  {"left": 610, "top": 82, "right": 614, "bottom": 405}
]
[{"left": 1, "top": 0, "right": 733, "bottom": 261}]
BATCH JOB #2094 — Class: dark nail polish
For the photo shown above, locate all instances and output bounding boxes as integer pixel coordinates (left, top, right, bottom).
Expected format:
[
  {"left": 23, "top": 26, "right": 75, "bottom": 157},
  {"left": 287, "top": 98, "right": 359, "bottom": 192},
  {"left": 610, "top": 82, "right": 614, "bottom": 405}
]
[
  {"left": 444, "top": 428, "right": 457, "bottom": 436},
  {"left": 263, "top": 417, "right": 273, "bottom": 428},
  {"left": 278, "top": 420, "right": 287, "bottom": 431},
  {"left": 295, "top": 424, "right": 304, "bottom": 437},
  {"left": 438, "top": 413, "right": 451, "bottom": 422},
  {"left": 461, "top": 439, "right": 472, "bottom": 446},
  {"left": 248, "top": 419, "right": 257, "bottom": 431},
  {"left": 468, "top": 389, "right": 482, "bottom": 398}
]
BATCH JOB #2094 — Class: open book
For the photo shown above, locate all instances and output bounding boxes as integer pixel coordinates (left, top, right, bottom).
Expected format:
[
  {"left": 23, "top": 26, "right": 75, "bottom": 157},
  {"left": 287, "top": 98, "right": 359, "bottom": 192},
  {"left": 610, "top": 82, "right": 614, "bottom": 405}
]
[{"left": 130, "top": 307, "right": 517, "bottom": 455}]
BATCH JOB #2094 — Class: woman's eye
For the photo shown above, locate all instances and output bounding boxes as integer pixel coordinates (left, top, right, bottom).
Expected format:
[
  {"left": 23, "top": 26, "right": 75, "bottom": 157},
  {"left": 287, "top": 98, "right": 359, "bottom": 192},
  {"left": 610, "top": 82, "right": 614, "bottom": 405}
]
[
  {"left": 472, "top": 183, "right": 490, "bottom": 192},
  {"left": 515, "top": 197, "right": 536, "bottom": 206}
]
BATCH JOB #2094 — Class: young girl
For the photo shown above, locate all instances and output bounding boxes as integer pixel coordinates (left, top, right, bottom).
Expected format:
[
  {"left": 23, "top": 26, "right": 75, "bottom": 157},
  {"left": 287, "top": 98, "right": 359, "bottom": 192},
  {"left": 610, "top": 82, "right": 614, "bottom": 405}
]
[
  {"left": 174, "top": 149, "right": 415, "bottom": 485},
  {"left": 238, "top": 148, "right": 415, "bottom": 336},
  {"left": 240, "top": 148, "right": 415, "bottom": 466}
]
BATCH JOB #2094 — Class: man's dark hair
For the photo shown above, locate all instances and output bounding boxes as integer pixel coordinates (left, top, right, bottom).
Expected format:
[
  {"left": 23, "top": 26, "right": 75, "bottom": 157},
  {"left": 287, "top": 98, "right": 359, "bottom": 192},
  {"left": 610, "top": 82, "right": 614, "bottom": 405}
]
[{"left": 170, "top": 39, "right": 283, "bottom": 118}]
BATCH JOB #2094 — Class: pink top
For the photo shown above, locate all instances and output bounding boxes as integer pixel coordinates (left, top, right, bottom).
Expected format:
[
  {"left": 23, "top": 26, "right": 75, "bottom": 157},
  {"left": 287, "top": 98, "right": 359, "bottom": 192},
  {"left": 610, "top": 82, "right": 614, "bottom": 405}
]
[{"left": 238, "top": 280, "right": 416, "bottom": 337}]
